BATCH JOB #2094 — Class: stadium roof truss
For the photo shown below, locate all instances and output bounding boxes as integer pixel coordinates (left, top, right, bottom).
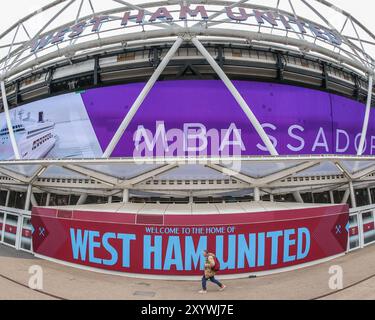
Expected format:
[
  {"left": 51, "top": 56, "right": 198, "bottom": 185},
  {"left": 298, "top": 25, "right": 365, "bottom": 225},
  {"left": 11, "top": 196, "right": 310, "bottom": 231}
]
[
  {"left": 0, "top": 156, "right": 375, "bottom": 207},
  {"left": 1, "top": 0, "right": 375, "bottom": 78},
  {"left": 1, "top": 1, "right": 375, "bottom": 204}
]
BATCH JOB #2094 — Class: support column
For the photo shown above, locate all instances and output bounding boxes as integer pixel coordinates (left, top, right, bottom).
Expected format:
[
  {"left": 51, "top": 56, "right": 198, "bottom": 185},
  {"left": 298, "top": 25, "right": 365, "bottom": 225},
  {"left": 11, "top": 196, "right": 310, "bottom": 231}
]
[
  {"left": 358, "top": 74, "right": 373, "bottom": 155},
  {"left": 254, "top": 187, "right": 260, "bottom": 202},
  {"left": 293, "top": 191, "right": 304, "bottom": 203},
  {"left": 15, "top": 213, "right": 23, "bottom": 250},
  {"left": 108, "top": 196, "right": 113, "bottom": 204},
  {"left": 123, "top": 189, "right": 129, "bottom": 203},
  {"left": 341, "top": 188, "right": 350, "bottom": 204},
  {"left": 1, "top": 81, "right": 20, "bottom": 159},
  {"left": 329, "top": 190, "right": 335, "bottom": 204},
  {"left": 189, "top": 193, "right": 194, "bottom": 204},
  {"left": 358, "top": 212, "right": 365, "bottom": 248},
  {"left": 5, "top": 190, "right": 10, "bottom": 207},
  {"left": 367, "top": 187, "right": 372, "bottom": 205},
  {"left": 46, "top": 193, "right": 51, "bottom": 206},
  {"left": 76, "top": 194, "right": 87, "bottom": 206},
  {"left": 24, "top": 185, "right": 32, "bottom": 211},
  {"left": 102, "top": 37, "right": 184, "bottom": 158},
  {"left": 270, "top": 194, "right": 274, "bottom": 202},
  {"left": 349, "top": 181, "right": 357, "bottom": 208},
  {"left": 31, "top": 194, "right": 38, "bottom": 207},
  {"left": 191, "top": 37, "right": 278, "bottom": 156}
]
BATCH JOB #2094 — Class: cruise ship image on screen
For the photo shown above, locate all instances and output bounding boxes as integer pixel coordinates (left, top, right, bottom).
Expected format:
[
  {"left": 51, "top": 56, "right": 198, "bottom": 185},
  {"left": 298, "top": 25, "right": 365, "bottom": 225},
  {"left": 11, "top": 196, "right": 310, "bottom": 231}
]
[{"left": 0, "top": 110, "right": 56, "bottom": 160}]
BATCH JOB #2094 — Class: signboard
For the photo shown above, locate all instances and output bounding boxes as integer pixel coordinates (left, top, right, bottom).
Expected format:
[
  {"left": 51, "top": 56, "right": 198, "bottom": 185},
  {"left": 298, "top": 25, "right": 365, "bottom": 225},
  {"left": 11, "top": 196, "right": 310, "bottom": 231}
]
[
  {"left": 1, "top": 80, "right": 374, "bottom": 160},
  {"left": 82, "top": 80, "right": 375, "bottom": 157},
  {"left": 0, "top": 93, "right": 101, "bottom": 160},
  {"left": 31, "top": 205, "right": 349, "bottom": 276},
  {"left": 31, "top": 5, "right": 342, "bottom": 53}
]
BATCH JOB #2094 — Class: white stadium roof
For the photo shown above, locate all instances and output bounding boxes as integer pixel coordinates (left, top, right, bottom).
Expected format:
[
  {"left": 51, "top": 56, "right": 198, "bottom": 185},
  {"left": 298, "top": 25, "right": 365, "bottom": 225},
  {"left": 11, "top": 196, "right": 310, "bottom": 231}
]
[
  {"left": 0, "top": 1, "right": 375, "bottom": 203},
  {"left": 0, "top": 0, "right": 375, "bottom": 80}
]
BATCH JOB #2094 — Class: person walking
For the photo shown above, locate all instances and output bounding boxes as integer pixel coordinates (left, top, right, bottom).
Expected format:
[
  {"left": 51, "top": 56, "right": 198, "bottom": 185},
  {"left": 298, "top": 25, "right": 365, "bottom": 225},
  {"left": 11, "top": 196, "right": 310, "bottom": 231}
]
[{"left": 199, "top": 250, "right": 226, "bottom": 294}]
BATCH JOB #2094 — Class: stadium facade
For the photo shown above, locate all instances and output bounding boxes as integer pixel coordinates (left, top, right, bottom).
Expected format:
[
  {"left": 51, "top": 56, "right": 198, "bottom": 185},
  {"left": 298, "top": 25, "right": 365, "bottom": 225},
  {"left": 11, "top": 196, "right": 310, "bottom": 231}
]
[{"left": 0, "top": 0, "right": 375, "bottom": 278}]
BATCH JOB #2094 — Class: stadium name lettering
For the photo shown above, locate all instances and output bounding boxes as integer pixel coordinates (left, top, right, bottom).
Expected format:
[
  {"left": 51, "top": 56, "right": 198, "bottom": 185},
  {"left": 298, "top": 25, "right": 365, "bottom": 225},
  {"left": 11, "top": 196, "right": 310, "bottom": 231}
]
[
  {"left": 69, "top": 227, "right": 311, "bottom": 271},
  {"left": 133, "top": 121, "right": 375, "bottom": 156},
  {"left": 31, "top": 5, "right": 342, "bottom": 53}
]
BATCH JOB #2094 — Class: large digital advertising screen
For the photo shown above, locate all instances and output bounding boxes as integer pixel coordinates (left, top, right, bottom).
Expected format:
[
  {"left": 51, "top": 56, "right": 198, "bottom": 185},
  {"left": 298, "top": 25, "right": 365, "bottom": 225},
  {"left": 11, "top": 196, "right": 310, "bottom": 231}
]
[
  {"left": 1, "top": 80, "right": 374, "bottom": 160},
  {"left": 0, "top": 93, "right": 102, "bottom": 160}
]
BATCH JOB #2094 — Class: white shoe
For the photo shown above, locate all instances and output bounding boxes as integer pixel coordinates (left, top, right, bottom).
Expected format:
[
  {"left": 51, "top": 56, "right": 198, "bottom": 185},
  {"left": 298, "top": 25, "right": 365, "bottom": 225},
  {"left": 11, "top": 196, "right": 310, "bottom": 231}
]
[
  {"left": 198, "top": 290, "right": 207, "bottom": 294},
  {"left": 219, "top": 285, "right": 226, "bottom": 292}
]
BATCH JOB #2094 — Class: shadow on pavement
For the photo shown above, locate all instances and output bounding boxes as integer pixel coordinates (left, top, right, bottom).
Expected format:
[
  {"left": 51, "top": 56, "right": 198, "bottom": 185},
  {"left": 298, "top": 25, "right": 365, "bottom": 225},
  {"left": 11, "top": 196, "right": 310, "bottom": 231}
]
[{"left": 0, "top": 244, "right": 36, "bottom": 260}]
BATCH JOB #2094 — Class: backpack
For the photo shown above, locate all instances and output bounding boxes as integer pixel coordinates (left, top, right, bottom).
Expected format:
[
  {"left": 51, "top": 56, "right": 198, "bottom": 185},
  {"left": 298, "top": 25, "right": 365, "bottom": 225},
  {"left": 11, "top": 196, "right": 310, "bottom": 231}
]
[{"left": 212, "top": 256, "right": 221, "bottom": 272}]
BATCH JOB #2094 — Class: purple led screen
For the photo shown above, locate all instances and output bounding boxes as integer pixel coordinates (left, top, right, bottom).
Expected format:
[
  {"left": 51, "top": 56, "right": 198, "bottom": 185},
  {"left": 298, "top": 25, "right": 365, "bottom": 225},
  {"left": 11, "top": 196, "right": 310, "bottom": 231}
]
[{"left": 81, "top": 80, "right": 375, "bottom": 157}]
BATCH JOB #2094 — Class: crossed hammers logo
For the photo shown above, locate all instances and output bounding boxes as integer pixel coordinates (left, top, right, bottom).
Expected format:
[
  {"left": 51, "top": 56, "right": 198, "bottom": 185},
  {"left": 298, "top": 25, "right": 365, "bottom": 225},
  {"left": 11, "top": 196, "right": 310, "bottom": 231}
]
[
  {"left": 38, "top": 227, "right": 46, "bottom": 237},
  {"left": 335, "top": 225, "right": 342, "bottom": 234}
]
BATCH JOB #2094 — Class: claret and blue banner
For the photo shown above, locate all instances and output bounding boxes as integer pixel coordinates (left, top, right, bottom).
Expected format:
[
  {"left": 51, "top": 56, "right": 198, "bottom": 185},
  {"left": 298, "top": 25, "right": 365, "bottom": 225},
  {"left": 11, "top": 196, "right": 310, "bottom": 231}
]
[
  {"left": 31, "top": 205, "right": 349, "bottom": 276},
  {"left": 1, "top": 80, "right": 374, "bottom": 160}
]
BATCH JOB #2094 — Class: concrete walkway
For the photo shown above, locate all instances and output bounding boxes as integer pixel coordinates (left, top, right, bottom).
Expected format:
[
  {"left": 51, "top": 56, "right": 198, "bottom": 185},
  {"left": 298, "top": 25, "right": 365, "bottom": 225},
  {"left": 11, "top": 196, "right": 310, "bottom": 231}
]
[{"left": 0, "top": 244, "right": 374, "bottom": 300}]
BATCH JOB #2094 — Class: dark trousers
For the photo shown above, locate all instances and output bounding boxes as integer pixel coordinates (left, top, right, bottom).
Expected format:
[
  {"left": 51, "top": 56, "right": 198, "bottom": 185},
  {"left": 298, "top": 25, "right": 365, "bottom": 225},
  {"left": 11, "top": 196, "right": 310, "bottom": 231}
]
[{"left": 202, "top": 276, "right": 223, "bottom": 290}]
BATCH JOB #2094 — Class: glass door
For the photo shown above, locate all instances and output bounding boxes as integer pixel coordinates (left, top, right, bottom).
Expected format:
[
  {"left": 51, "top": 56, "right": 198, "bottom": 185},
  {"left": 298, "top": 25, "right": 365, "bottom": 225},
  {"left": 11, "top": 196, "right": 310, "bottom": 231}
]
[
  {"left": 361, "top": 211, "right": 375, "bottom": 246},
  {"left": 20, "top": 216, "right": 32, "bottom": 252},
  {"left": 3, "top": 213, "right": 19, "bottom": 247},
  {"left": 348, "top": 214, "right": 360, "bottom": 251}
]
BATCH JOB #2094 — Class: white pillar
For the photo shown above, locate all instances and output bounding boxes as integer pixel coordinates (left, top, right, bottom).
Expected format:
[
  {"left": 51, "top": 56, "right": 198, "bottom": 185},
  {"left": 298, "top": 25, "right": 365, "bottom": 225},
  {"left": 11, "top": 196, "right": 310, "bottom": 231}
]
[
  {"left": 270, "top": 194, "right": 274, "bottom": 202},
  {"left": 76, "top": 194, "right": 87, "bottom": 206},
  {"left": 1, "top": 81, "right": 20, "bottom": 159},
  {"left": 102, "top": 37, "right": 184, "bottom": 158},
  {"left": 293, "top": 191, "right": 304, "bottom": 203},
  {"left": 367, "top": 188, "right": 372, "bottom": 205},
  {"left": 191, "top": 37, "right": 278, "bottom": 156},
  {"left": 358, "top": 212, "right": 365, "bottom": 248},
  {"left": 46, "top": 193, "right": 51, "bottom": 206},
  {"left": 189, "top": 194, "right": 194, "bottom": 204},
  {"left": 123, "top": 189, "right": 130, "bottom": 203},
  {"left": 358, "top": 74, "right": 373, "bottom": 155},
  {"left": 254, "top": 187, "right": 260, "bottom": 202},
  {"left": 341, "top": 188, "right": 350, "bottom": 204},
  {"left": 349, "top": 181, "right": 357, "bottom": 208},
  {"left": 24, "top": 185, "right": 32, "bottom": 211},
  {"left": 31, "top": 194, "right": 38, "bottom": 207},
  {"left": 15, "top": 213, "right": 23, "bottom": 250},
  {"left": 329, "top": 190, "right": 335, "bottom": 204},
  {"left": 5, "top": 190, "right": 10, "bottom": 207},
  {"left": 108, "top": 196, "right": 113, "bottom": 204}
]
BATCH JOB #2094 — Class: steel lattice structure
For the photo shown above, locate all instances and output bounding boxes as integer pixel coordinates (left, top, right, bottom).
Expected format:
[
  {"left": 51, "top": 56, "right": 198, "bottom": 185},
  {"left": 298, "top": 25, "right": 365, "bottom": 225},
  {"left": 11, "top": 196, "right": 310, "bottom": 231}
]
[{"left": 0, "top": 0, "right": 375, "bottom": 79}]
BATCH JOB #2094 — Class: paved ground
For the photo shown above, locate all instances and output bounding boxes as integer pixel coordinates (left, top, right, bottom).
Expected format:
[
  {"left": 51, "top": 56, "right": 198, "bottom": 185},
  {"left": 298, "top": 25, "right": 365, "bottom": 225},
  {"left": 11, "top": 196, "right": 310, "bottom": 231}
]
[{"left": 0, "top": 244, "right": 374, "bottom": 300}]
